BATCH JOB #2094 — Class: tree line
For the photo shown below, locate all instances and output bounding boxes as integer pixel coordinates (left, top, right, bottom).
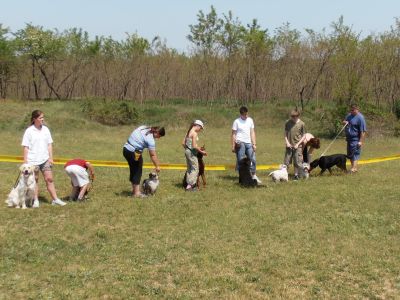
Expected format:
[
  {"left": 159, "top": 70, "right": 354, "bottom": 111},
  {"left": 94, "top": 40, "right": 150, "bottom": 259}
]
[{"left": 1, "top": 7, "right": 400, "bottom": 112}]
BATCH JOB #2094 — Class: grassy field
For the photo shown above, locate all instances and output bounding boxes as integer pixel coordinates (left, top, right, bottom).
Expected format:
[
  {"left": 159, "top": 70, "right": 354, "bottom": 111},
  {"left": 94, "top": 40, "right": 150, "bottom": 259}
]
[{"left": 0, "top": 99, "right": 399, "bottom": 299}]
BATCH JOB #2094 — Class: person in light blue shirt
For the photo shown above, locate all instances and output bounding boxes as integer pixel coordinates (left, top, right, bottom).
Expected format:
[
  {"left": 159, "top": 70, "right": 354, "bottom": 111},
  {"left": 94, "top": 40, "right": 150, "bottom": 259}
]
[
  {"left": 343, "top": 104, "right": 367, "bottom": 173},
  {"left": 123, "top": 126, "right": 165, "bottom": 197}
]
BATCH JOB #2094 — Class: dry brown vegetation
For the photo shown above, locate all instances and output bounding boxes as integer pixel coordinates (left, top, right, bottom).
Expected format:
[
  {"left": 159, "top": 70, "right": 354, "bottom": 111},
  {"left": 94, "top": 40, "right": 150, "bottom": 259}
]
[{"left": 1, "top": 8, "right": 400, "bottom": 114}]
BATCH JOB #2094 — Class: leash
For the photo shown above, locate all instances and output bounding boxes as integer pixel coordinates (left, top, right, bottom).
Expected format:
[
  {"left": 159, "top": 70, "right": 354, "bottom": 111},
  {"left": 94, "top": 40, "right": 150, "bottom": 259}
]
[
  {"left": 13, "top": 171, "right": 21, "bottom": 188},
  {"left": 320, "top": 123, "right": 347, "bottom": 157}
]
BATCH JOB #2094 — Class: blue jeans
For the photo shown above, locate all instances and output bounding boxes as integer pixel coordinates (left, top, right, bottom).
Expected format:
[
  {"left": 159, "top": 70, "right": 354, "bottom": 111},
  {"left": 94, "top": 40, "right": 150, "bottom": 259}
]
[{"left": 235, "top": 142, "right": 256, "bottom": 173}]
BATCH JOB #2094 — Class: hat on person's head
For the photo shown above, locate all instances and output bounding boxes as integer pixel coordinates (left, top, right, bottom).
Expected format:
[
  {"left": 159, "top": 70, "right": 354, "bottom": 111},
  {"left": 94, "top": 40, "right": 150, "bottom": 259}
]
[{"left": 193, "top": 120, "right": 204, "bottom": 128}]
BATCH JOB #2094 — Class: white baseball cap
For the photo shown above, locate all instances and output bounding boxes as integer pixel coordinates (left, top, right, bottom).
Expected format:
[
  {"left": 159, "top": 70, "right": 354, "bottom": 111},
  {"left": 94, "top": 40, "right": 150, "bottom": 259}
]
[{"left": 194, "top": 120, "right": 204, "bottom": 128}]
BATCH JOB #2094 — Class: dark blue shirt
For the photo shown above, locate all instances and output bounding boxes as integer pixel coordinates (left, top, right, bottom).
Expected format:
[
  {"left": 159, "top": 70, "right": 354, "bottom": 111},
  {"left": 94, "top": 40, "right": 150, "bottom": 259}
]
[{"left": 345, "top": 113, "right": 367, "bottom": 140}]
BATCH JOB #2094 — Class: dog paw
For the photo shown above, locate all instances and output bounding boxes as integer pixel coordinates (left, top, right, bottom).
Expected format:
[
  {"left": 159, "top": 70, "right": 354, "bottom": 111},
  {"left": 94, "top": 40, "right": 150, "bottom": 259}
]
[{"left": 22, "top": 206, "right": 27, "bottom": 209}]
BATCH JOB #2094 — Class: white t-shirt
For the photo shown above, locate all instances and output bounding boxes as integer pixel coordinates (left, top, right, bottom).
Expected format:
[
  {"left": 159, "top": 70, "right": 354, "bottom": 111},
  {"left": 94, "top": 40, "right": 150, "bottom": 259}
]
[
  {"left": 232, "top": 117, "right": 255, "bottom": 144},
  {"left": 21, "top": 125, "right": 53, "bottom": 165}
]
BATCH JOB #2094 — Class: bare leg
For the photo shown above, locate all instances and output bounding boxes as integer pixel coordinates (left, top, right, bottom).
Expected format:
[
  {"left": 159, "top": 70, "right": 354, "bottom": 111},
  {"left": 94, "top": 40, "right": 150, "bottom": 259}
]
[
  {"left": 351, "top": 160, "right": 358, "bottom": 172},
  {"left": 77, "top": 184, "right": 89, "bottom": 200},
  {"left": 43, "top": 170, "right": 58, "bottom": 201},
  {"left": 133, "top": 184, "right": 141, "bottom": 197},
  {"left": 34, "top": 170, "right": 40, "bottom": 200}
]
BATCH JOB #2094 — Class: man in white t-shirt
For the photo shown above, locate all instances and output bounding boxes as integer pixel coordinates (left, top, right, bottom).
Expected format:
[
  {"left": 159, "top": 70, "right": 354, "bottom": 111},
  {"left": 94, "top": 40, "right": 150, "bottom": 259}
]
[{"left": 231, "top": 106, "right": 261, "bottom": 183}]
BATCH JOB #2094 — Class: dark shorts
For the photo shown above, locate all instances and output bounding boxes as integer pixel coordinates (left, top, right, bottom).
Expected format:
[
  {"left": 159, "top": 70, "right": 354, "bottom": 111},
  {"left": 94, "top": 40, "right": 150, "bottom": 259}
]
[
  {"left": 37, "top": 160, "right": 52, "bottom": 172},
  {"left": 123, "top": 147, "right": 143, "bottom": 185},
  {"left": 347, "top": 139, "right": 361, "bottom": 161}
]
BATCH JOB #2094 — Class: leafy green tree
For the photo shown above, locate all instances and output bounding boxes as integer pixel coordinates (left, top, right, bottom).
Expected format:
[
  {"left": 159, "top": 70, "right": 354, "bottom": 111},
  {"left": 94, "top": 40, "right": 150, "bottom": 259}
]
[
  {"left": 242, "top": 19, "right": 273, "bottom": 103},
  {"left": 187, "top": 5, "right": 221, "bottom": 57},
  {"left": 0, "top": 24, "right": 15, "bottom": 98},
  {"left": 14, "top": 24, "right": 66, "bottom": 99},
  {"left": 329, "top": 16, "right": 363, "bottom": 104}
]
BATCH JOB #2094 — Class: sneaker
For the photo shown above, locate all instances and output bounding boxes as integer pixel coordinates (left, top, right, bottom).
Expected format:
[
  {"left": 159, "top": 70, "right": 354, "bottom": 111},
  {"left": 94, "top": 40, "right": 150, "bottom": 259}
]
[
  {"left": 293, "top": 175, "right": 299, "bottom": 181},
  {"left": 52, "top": 198, "right": 67, "bottom": 206},
  {"left": 32, "top": 199, "right": 40, "bottom": 208},
  {"left": 252, "top": 174, "right": 262, "bottom": 184}
]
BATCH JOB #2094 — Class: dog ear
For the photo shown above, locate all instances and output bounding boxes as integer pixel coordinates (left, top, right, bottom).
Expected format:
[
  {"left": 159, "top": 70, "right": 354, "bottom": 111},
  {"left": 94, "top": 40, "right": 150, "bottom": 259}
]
[
  {"left": 19, "top": 164, "right": 25, "bottom": 171},
  {"left": 34, "top": 166, "right": 39, "bottom": 172}
]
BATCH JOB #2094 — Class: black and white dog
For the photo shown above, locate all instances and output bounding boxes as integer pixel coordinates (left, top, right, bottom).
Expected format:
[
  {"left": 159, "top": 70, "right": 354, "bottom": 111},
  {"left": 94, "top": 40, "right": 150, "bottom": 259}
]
[
  {"left": 142, "top": 172, "right": 159, "bottom": 195},
  {"left": 238, "top": 157, "right": 258, "bottom": 187}
]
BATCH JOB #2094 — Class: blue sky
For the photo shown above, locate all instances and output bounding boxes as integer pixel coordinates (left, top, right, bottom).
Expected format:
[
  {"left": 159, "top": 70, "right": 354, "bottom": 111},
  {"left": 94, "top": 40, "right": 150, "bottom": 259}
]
[{"left": 2, "top": 0, "right": 399, "bottom": 51}]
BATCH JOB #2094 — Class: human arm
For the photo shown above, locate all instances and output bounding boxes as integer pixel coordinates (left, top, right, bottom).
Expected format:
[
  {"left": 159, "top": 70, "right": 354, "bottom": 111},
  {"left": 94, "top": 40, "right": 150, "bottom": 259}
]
[
  {"left": 358, "top": 116, "right": 367, "bottom": 147},
  {"left": 284, "top": 132, "right": 292, "bottom": 148},
  {"left": 85, "top": 162, "right": 95, "bottom": 180},
  {"left": 23, "top": 146, "right": 29, "bottom": 163},
  {"left": 294, "top": 134, "right": 307, "bottom": 149},
  {"left": 48, "top": 143, "right": 54, "bottom": 165},
  {"left": 148, "top": 149, "right": 161, "bottom": 172},
  {"left": 231, "top": 130, "right": 237, "bottom": 153},
  {"left": 250, "top": 128, "right": 256, "bottom": 151},
  {"left": 358, "top": 131, "right": 366, "bottom": 147}
]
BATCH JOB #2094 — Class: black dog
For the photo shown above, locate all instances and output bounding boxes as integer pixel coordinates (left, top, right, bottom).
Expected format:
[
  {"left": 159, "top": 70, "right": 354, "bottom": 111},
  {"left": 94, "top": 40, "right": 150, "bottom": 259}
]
[
  {"left": 238, "top": 157, "right": 257, "bottom": 187},
  {"left": 309, "top": 154, "right": 349, "bottom": 174}
]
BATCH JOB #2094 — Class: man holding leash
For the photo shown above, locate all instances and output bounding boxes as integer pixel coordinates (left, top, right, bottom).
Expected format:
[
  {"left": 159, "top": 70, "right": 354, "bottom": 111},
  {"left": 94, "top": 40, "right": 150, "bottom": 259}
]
[
  {"left": 231, "top": 106, "right": 262, "bottom": 184},
  {"left": 343, "top": 104, "right": 367, "bottom": 173}
]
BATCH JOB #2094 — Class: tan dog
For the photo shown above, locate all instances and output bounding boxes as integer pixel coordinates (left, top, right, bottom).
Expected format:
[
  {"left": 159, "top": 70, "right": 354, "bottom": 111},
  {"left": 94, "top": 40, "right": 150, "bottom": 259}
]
[{"left": 6, "top": 164, "right": 37, "bottom": 209}]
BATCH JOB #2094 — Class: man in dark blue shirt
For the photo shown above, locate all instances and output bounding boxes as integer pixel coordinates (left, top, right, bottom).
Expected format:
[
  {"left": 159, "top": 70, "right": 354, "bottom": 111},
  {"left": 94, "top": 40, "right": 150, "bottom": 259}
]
[{"left": 343, "top": 104, "right": 367, "bottom": 173}]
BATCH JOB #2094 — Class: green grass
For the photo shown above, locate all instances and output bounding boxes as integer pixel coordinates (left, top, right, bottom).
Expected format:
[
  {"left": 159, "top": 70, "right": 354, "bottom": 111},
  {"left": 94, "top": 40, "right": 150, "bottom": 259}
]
[{"left": 0, "top": 99, "right": 399, "bottom": 298}]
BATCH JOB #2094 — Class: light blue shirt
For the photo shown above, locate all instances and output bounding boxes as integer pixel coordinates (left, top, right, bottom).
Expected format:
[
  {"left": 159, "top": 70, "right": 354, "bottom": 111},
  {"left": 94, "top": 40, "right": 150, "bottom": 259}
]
[{"left": 124, "top": 126, "right": 156, "bottom": 152}]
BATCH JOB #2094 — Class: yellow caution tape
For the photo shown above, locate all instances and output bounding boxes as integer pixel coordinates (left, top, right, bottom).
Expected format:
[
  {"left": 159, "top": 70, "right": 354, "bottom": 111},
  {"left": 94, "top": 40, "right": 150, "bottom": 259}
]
[{"left": 0, "top": 154, "right": 399, "bottom": 171}]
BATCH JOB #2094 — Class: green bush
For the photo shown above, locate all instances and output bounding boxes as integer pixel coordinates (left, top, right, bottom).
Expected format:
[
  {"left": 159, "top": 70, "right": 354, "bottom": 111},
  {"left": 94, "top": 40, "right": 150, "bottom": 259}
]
[
  {"left": 314, "top": 104, "right": 348, "bottom": 138},
  {"left": 81, "top": 99, "right": 138, "bottom": 126}
]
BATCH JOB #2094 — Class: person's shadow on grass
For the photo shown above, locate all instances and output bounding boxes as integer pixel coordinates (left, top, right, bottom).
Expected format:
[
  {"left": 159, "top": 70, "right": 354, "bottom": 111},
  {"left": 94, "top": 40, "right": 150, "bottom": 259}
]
[{"left": 114, "top": 190, "right": 133, "bottom": 197}]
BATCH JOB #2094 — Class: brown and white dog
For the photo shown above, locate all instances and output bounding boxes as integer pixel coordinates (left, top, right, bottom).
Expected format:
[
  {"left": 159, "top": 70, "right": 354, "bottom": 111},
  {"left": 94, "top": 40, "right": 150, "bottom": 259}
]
[
  {"left": 196, "top": 146, "right": 206, "bottom": 188},
  {"left": 6, "top": 163, "right": 37, "bottom": 209},
  {"left": 182, "top": 146, "right": 207, "bottom": 189}
]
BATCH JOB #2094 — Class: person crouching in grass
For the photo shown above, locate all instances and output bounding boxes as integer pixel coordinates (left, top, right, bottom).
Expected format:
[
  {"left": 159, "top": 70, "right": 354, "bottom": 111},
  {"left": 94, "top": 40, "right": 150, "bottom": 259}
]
[{"left": 64, "top": 158, "right": 95, "bottom": 201}]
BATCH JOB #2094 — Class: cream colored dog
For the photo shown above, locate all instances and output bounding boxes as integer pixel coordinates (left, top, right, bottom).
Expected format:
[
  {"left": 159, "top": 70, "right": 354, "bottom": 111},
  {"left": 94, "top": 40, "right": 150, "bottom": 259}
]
[
  {"left": 268, "top": 164, "right": 289, "bottom": 182},
  {"left": 6, "top": 164, "right": 37, "bottom": 209}
]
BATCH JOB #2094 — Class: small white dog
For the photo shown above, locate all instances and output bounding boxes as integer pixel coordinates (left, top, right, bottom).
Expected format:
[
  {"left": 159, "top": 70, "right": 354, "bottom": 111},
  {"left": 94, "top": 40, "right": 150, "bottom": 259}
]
[
  {"left": 142, "top": 172, "right": 159, "bottom": 195},
  {"left": 6, "top": 163, "right": 37, "bottom": 209},
  {"left": 268, "top": 164, "right": 289, "bottom": 182},
  {"left": 299, "top": 163, "right": 310, "bottom": 179}
]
